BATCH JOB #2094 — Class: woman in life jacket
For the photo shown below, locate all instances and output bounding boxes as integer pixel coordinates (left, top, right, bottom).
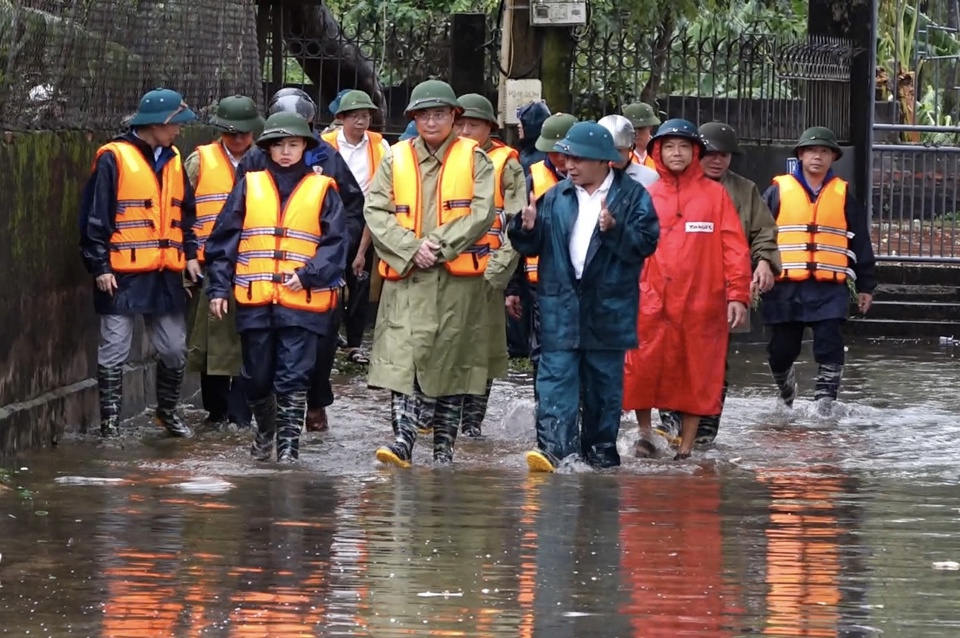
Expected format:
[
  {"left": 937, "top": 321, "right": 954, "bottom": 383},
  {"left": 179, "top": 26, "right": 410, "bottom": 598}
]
[{"left": 204, "top": 112, "right": 349, "bottom": 463}]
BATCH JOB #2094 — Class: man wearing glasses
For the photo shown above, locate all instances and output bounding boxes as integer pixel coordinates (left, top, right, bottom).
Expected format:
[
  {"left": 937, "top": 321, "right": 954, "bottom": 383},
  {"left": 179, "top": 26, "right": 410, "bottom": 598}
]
[
  {"left": 366, "top": 80, "right": 497, "bottom": 468},
  {"left": 322, "top": 90, "right": 390, "bottom": 368}
]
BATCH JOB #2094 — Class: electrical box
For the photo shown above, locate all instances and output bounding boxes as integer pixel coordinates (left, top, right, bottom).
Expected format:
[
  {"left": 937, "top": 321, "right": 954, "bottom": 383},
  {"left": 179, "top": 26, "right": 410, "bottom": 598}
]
[{"left": 529, "top": 0, "right": 587, "bottom": 27}]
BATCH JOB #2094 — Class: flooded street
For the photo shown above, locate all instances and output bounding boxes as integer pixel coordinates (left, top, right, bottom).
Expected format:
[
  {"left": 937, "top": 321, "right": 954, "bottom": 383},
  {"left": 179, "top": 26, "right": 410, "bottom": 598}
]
[{"left": 2, "top": 342, "right": 960, "bottom": 637}]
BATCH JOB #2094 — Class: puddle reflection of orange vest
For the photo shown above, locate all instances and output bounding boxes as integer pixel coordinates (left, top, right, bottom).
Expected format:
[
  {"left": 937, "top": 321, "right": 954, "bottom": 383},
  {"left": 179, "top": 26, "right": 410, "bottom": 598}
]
[
  {"left": 618, "top": 476, "right": 738, "bottom": 637},
  {"left": 757, "top": 471, "right": 842, "bottom": 637},
  {"left": 101, "top": 550, "right": 184, "bottom": 638}
]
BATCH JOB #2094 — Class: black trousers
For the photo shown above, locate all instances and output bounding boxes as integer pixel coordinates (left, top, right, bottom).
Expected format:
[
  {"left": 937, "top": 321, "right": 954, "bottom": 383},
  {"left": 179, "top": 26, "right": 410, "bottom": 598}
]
[
  {"left": 308, "top": 304, "right": 344, "bottom": 410},
  {"left": 241, "top": 327, "right": 319, "bottom": 400},
  {"left": 768, "top": 319, "right": 845, "bottom": 374},
  {"left": 200, "top": 373, "right": 251, "bottom": 425},
  {"left": 343, "top": 244, "right": 373, "bottom": 348}
]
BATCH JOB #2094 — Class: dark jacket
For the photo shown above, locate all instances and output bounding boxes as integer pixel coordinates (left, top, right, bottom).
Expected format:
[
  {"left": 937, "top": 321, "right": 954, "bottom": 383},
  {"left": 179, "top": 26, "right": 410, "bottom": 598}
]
[
  {"left": 204, "top": 160, "right": 349, "bottom": 336},
  {"left": 79, "top": 132, "right": 199, "bottom": 316},
  {"left": 508, "top": 168, "right": 660, "bottom": 351},
  {"left": 506, "top": 157, "right": 565, "bottom": 297},
  {"left": 760, "top": 167, "right": 877, "bottom": 325},
  {"left": 517, "top": 102, "right": 551, "bottom": 177},
  {"left": 237, "top": 134, "right": 364, "bottom": 251}
]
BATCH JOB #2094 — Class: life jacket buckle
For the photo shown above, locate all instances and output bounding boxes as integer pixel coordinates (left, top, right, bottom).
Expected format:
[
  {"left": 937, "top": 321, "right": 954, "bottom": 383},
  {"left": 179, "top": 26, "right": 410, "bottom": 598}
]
[
  {"left": 272, "top": 227, "right": 286, "bottom": 237},
  {"left": 273, "top": 250, "right": 286, "bottom": 260},
  {"left": 270, "top": 273, "right": 286, "bottom": 283},
  {"left": 157, "top": 239, "right": 171, "bottom": 249},
  {"left": 805, "top": 223, "right": 818, "bottom": 233},
  {"left": 144, "top": 198, "right": 153, "bottom": 209}
]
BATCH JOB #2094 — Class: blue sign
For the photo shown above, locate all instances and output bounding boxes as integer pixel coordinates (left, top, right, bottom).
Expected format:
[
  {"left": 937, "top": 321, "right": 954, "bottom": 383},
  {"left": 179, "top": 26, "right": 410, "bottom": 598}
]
[{"left": 786, "top": 157, "right": 799, "bottom": 174}]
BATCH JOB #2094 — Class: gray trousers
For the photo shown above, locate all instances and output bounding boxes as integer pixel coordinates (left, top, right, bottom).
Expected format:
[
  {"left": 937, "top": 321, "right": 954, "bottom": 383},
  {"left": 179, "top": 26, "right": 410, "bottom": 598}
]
[{"left": 98, "top": 314, "right": 188, "bottom": 369}]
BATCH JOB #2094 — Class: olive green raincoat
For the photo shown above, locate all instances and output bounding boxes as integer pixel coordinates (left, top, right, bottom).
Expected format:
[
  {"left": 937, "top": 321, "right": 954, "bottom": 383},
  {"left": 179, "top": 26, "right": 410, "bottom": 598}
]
[
  {"left": 720, "top": 170, "right": 781, "bottom": 273},
  {"left": 184, "top": 144, "right": 243, "bottom": 376},
  {"left": 365, "top": 132, "right": 498, "bottom": 397}
]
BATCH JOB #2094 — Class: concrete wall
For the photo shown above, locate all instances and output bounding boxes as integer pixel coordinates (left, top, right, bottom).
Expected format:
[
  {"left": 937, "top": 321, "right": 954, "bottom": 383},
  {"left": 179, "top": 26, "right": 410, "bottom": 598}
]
[{"left": 0, "top": 128, "right": 214, "bottom": 458}]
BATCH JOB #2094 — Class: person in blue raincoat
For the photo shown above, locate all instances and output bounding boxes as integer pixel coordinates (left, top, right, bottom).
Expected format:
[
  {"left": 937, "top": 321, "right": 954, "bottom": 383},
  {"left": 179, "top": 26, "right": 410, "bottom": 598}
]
[
  {"left": 761, "top": 126, "right": 876, "bottom": 414},
  {"left": 508, "top": 121, "right": 660, "bottom": 472},
  {"left": 398, "top": 120, "right": 418, "bottom": 141},
  {"left": 80, "top": 87, "right": 200, "bottom": 439},
  {"left": 205, "top": 112, "right": 349, "bottom": 463},
  {"left": 516, "top": 100, "right": 552, "bottom": 176},
  {"left": 236, "top": 88, "right": 364, "bottom": 434}
]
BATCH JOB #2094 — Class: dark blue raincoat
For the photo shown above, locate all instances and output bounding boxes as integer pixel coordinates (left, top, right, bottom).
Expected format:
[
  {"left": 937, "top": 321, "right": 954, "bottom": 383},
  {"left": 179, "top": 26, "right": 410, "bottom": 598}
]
[{"left": 517, "top": 102, "right": 551, "bottom": 177}]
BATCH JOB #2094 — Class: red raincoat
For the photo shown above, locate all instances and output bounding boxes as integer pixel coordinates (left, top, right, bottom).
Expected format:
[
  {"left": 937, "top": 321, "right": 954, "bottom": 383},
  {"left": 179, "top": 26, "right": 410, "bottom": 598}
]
[{"left": 622, "top": 140, "right": 751, "bottom": 416}]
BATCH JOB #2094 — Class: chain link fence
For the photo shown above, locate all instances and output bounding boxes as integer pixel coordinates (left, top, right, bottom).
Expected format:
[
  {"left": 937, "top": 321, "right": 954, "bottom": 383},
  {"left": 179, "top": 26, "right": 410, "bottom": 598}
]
[{"left": 0, "top": 0, "right": 262, "bottom": 130}]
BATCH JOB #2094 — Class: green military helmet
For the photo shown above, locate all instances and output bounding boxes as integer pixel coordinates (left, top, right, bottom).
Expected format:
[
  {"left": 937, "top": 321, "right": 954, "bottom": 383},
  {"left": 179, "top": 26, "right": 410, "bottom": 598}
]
[
  {"left": 794, "top": 126, "right": 842, "bottom": 159},
  {"left": 256, "top": 112, "right": 318, "bottom": 150},
  {"left": 622, "top": 102, "right": 661, "bottom": 128},
  {"left": 404, "top": 80, "right": 463, "bottom": 118},
  {"left": 458, "top": 93, "right": 498, "bottom": 129},
  {"left": 210, "top": 95, "right": 264, "bottom": 135},
  {"left": 535, "top": 113, "right": 578, "bottom": 153},
  {"left": 698, "top": 122, "right": 742, "bottom": 155},
  {"left": 336, "top": 90, "right": 378, "bottom": 116}
]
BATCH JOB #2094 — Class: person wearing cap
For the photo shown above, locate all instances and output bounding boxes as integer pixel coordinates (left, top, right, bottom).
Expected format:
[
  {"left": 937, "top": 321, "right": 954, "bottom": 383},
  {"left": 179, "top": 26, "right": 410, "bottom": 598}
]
[
  {"left": 504, "top": 113, "right": 578, "bottom": 374},
  {"left": 320, "top": 88, "right": 352, "bottom": 135},
  {"left": 238, "top": 87, "right": 364, "bottom": 434},
  {"left": 621, "top": 103, "right": 661, "bottom": 168},
  {"left": 204, "top": 112, "right": 349, "bottom": 463},
  {"left": 598, "top": 114, "right": 659, "bottom": 188},
  {"left": 321, "top": 89, "right": 391, "bottom": 368},
  {"left": 398, "top": 120, "right": 418, "bottom": 141},
  {"left": 515, "top": 101, "right": 552, "bottom": 176},
  {"left": 182, "top": 95, "right": 263, "bottom": 430},
  {"left": 454, "top": 92, "right": 527, "bottom": 438},
  {"left": 622, "top": 118, "right": 751, "bottom": 460},
  {"left": 80, "top": 87, "right": 200, "bottom": 439},
  {"left": 761, "top": 126, "right": 876, "bottom": 413},
  {"left": 656, "top": 121, "right": 780, "bottom": 446},
  {"left": 365, "top": 79, "right": 496, "bottom": 468},
  {"left": 508, "top": 121, "right": 660, "bottom": 472}
]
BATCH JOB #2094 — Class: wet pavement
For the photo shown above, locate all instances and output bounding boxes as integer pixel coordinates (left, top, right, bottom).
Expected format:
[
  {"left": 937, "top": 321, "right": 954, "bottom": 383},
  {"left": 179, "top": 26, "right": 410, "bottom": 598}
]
[{"left": 2, "top": 342, "right": 960, "bottom": 636}]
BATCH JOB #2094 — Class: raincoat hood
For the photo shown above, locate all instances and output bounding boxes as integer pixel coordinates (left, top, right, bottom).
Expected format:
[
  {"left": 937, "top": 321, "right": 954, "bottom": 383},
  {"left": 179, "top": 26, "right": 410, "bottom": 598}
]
[
  {"left": 650, "top": 137, "right": 705, "bottom": 186},
  {"left": 517, "top": 101, "right": 551, "bottom": 149}
]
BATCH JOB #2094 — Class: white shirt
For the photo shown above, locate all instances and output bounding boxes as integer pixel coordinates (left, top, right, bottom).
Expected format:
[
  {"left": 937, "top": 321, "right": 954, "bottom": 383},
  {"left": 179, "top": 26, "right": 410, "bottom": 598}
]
[
  {"left": 625, "top": 161, "right": 659, "bottom": 187},
  {"left": 569, "top": 170, "right": 614, "bottom": 279},
  {"left": 336, "top": 130, "right": 391, "bottom": 195},
  {"left": 220, "top": 140, "right": 241, "bottom": 168}
]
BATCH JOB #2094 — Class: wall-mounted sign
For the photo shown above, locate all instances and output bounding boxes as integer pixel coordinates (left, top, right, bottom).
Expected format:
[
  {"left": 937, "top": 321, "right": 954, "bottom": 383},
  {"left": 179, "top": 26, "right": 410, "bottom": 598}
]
[{"left": 504, "top": 79, "right": 543, "bottom": 125}]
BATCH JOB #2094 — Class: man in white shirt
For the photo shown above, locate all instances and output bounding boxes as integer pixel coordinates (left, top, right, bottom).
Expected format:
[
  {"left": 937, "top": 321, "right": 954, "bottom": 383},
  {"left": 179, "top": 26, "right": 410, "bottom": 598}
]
[
  {"left": 321, "top": 90, "right": 391, "bottom": 366},
  {"left": 508, "top": 122, "right": 660, "bottom": 472},
  {"left": 598, "top": 114, "right": 659, "bottom": 188}
]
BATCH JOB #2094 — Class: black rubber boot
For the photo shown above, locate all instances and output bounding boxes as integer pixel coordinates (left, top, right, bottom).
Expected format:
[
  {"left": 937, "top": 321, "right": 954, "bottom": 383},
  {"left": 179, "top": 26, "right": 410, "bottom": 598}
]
[
  {"left": 433, "top": 419, "right": 459, "bottom": 465},
  {"left": 249, "top": 395, "right": 277, "bottom": 461},
  {"left": 97, "top": 364, "right": 123, "bottom": 438},
  {"left": 275, "top": 391, "right": 307, "bottom": 463},
  {"left": 815, "top": 363, "right": 843, "bottom": 416},
  {"left": 772, "top": 365, "right": 798, "bottom": 407},
  {"left": 156, "top": 362, "right": 192, "bottom": 438}
]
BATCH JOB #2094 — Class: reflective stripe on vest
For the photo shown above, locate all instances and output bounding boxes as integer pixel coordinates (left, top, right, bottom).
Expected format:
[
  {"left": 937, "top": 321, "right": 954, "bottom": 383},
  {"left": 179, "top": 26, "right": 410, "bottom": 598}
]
[
  {"left": 774, "top": 174, "right": 855, "bottom": 283},
  {"left": 194, "top": 142, "right": 235, "bottom": 262},
  {"left": 524, "top": 161, "right": 561, "bottom": 285},
  {"left": 97, "top": 141, "right": 186, "bottom": 273},
  {"left": 486, "top": 142, "right": 518, "bottom": 254},
  {"left": 234, "top": 171, "right": 339, "bottom": 313},
  {"left": 321, "top": 130, "right": 387, "bottom": 179},
  {"left": 378, "top": 137, "right": 479, "bottom": 281}
]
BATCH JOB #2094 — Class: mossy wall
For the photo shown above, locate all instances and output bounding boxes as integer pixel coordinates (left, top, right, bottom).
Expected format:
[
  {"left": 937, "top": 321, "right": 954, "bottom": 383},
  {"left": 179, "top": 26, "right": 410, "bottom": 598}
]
[{"left": 0, "top": 127, "right": 215, "bottom": 457}]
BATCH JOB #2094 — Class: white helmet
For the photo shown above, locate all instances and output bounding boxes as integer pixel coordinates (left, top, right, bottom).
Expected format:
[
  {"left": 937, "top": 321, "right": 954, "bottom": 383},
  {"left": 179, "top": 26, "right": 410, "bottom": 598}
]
[{"left": 598, "top": 114, "right": 636, "bottom": 150}]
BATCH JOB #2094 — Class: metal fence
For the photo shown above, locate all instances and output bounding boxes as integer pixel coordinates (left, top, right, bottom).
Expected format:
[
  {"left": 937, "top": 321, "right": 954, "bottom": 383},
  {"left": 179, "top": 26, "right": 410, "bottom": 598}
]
[
  {"left": 0, "top": 0, "right": 262, "bottom": 130},
  {"left": 870, "top": 0, "right": 960, "bottom": 262},
  {"left": 260, "top": 0, "right": 501, "bottom": 135},
  {"left": 571, "top": 25, "right": 854, "bottom": 144}
]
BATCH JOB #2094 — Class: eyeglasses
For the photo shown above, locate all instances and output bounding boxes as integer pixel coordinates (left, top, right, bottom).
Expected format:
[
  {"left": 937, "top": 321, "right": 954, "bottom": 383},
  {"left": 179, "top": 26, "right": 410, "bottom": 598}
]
[
  {"left": 413, "top": 110, "right": 452, "bottom": 123},
  {"left": 345, "top": 111, "right": 371, "bottom": 122}
]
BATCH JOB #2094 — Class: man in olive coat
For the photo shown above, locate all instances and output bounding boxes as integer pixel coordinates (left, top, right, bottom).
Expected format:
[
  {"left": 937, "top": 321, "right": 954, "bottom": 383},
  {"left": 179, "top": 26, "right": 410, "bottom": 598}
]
[{"left": 366, "top": 80, "right": 497, "bottom": 467}]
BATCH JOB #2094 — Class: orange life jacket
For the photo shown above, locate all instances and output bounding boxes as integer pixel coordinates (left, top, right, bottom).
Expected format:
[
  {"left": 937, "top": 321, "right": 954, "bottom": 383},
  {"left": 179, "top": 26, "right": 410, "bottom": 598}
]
[
  {"left": 524, "top": 160, "right": 561, "bottom": 285},
  {"left": 96, "top": 141, "right": 186, "bottom": 273},
  {"left": 193, "top": 142, "right": 236, "bottom": 263},
  {"left": 631, "top": 150, "right": 656, "bottom": 170},
  {"left": 377, "top": 137, "right": 483, "bottom": 281},
  {"left": 774, "top": 174, "right": 854, "bottom": 283},
  {"left": 321, "top": 130, "right": 387, "bottom": 178},
  {"left": 234, "top": 171, "right": 339, "bottom": 313},
  {"left": 486, "top": 141, "right": 519, "bottom": 255}
]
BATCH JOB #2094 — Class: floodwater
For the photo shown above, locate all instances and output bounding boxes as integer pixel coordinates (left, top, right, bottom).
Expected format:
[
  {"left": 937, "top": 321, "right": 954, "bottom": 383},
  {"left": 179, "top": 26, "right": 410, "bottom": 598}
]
[{"left": 2, "top": 342, "right": 960, "bottom": 637}]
